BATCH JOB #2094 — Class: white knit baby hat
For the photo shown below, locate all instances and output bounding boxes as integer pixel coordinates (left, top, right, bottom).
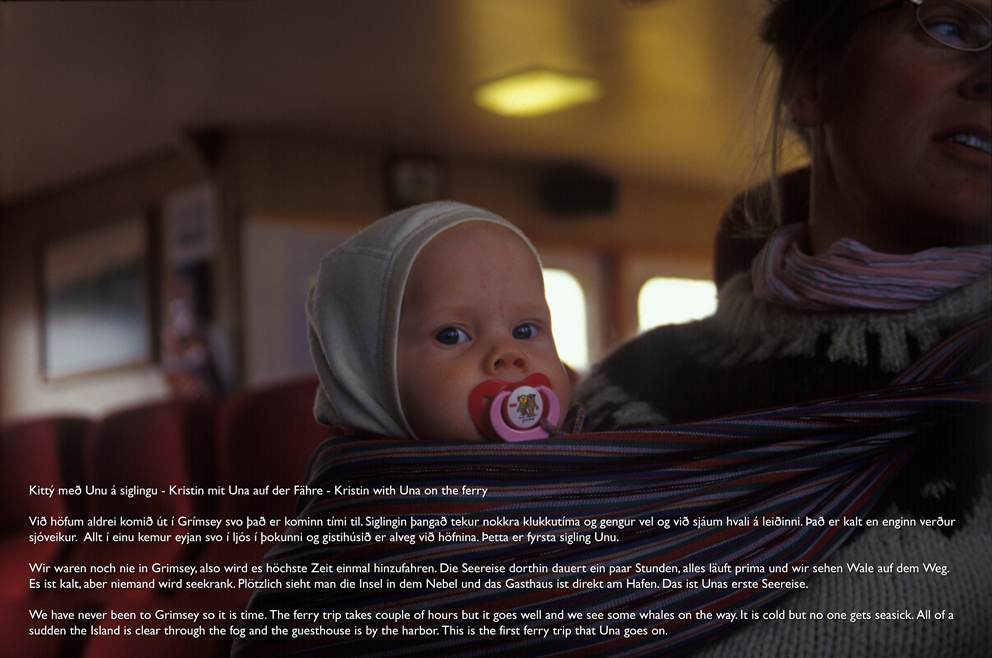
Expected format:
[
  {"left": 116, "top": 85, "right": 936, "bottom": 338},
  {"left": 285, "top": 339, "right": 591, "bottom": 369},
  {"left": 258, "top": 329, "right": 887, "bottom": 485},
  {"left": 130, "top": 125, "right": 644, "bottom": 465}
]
[{"left": 307, "top": 201, "right": 540, "bottom": 439}]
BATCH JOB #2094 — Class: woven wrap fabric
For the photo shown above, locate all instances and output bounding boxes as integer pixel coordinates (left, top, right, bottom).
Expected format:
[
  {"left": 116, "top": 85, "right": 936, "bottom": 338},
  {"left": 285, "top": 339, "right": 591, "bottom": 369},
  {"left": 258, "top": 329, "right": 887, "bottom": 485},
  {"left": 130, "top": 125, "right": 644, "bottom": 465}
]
[{"left": 233, "top": 317, "right": 990, "bottom": 658}]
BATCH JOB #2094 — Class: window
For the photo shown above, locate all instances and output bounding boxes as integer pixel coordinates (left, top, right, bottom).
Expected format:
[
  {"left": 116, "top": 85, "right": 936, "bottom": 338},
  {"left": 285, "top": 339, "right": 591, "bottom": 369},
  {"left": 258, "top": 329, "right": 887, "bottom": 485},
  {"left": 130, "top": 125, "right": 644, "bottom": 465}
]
[
  {"left": 542, "top": 268, "right": 589, "bottom": 370},
  {"left": 638, "top": 277, "right": 717, "bottom": 332}
]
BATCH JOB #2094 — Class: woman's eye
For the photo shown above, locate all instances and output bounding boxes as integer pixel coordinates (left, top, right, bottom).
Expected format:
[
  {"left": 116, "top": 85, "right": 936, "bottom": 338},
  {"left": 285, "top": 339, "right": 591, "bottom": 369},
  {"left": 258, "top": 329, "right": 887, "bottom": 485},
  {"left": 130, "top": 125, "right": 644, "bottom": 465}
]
[
  {"left": 513, "top": 323, "right": 538, "bottom": 340},
  {"left": 435, "top": 327, "right": 469, "bottom": 345},
  {"left": 928, "top": 19, "right": 966, "bottom": 45},
  {"left": 920, "top": 4, "right": 981, "bottom": 49}
]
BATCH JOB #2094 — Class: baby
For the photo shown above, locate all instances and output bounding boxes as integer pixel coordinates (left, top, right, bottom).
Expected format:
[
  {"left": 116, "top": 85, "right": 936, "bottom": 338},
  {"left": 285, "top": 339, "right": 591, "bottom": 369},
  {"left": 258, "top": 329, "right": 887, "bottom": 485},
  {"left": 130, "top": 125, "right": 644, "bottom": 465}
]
[{"left": 306, "top": 201, "right": 574, "bottom": 442}]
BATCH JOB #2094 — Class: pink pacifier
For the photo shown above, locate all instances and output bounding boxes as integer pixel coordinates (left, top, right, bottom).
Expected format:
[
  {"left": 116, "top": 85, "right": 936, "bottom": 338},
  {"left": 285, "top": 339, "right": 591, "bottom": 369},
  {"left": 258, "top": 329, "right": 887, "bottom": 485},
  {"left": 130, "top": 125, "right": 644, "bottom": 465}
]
[{"left": 469, "top": 373, "right": 561, "bottom": 442}]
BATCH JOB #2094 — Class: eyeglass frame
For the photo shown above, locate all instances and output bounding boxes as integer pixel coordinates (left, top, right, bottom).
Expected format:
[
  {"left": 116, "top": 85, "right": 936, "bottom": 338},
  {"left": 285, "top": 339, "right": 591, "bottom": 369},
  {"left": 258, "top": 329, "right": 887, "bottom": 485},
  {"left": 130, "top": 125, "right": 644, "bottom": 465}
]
[{"left": 858, "top": 0, "right": 992, "bottom": 51}]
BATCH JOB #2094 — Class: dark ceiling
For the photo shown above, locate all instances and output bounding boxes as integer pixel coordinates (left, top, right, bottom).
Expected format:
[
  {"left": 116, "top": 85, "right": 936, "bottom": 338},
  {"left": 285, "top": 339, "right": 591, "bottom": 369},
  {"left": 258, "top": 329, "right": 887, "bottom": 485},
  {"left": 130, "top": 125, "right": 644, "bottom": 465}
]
[{"left": 0, "top": 0, "right": 773, "bottom": 203}]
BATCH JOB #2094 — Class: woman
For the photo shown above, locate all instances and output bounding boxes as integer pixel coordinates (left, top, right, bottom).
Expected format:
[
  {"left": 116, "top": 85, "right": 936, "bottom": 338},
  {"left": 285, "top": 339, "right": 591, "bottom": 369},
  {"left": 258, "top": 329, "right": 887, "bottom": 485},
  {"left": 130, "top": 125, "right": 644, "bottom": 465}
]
[
  {"left": 579, "top": 0, "right": 990, "bottom": 428},
  {"left": 234, "top": 3, "right": 988, "bottom": 657},
  {"left": 576, "top": 0, "right": 990, "bottom": 654}
]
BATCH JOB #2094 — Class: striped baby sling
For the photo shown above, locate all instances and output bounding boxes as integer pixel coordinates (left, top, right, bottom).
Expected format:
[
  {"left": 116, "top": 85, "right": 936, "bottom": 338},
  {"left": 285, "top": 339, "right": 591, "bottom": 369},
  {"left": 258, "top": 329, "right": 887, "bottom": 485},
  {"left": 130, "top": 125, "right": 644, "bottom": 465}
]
[{"left": 233, "top": 315, "right": 990, "bottom": 657}]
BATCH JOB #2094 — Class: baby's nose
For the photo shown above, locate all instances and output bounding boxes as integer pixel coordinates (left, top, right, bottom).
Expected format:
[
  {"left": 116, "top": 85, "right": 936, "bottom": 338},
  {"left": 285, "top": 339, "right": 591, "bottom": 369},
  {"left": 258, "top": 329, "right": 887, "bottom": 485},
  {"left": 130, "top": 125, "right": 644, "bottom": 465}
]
[{"left": 486, "top": 339, "right": 529, "bottom": 376}]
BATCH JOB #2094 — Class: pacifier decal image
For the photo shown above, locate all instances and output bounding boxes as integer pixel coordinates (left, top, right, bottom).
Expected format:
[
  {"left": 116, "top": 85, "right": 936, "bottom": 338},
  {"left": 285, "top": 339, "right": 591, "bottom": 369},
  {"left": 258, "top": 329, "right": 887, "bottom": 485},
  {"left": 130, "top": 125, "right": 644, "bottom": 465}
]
[
  {"left": 469, "top": 373, "right": 560, "bottom": 442},
  {"left": 509, "top": 387, "right": 542, "bottom": 429}
]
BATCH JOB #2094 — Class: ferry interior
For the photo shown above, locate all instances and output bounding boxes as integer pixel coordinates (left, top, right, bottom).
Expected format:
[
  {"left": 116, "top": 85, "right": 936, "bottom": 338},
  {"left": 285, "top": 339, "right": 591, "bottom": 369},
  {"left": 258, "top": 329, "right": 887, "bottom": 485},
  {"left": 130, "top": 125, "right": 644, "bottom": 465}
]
[{"left": 1, "top": 2, "right": 794, "bottom": 656}]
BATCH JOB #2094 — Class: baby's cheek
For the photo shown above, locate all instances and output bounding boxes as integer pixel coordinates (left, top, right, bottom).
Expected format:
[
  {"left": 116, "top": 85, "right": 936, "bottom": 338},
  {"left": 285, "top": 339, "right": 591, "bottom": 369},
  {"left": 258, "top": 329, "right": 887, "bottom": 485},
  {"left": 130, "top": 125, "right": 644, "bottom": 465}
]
[{"left": 556, "top": 368, "right": 574, "bottom": 411}]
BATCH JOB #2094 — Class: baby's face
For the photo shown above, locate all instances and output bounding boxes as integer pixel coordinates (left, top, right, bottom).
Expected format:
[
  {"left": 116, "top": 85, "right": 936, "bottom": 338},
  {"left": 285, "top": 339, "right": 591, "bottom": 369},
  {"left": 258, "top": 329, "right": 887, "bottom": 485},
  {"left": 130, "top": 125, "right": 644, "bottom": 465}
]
[{"left": 396, "top": 222, "right": 572, "bottom": 442}]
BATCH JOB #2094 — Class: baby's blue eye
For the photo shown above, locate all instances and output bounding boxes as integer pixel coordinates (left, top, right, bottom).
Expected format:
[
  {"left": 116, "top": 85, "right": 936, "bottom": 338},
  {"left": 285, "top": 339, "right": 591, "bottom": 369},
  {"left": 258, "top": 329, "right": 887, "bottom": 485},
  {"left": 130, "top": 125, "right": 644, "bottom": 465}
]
[
  {"left": 435, "top": 327, "right": 469, "bottom": 345},
  {"left": 513, "top": 324, "right": 538, "bottom": 340}
]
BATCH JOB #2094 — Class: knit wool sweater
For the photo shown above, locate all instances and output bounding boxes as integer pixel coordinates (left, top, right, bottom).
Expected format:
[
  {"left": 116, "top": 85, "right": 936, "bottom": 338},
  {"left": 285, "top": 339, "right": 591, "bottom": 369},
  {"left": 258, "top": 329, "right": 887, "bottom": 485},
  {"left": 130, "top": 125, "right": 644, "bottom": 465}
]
[{"left": 574, "top": 272, "right": 992, "bottom": 657}]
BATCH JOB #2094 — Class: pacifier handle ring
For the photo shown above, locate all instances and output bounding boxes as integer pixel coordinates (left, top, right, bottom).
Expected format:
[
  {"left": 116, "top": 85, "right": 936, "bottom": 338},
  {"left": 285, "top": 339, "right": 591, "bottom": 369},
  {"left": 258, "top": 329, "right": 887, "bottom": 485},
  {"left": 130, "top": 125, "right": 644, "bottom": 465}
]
[{"left": 489, "top": 385, "right": 560, "bottom": 442}]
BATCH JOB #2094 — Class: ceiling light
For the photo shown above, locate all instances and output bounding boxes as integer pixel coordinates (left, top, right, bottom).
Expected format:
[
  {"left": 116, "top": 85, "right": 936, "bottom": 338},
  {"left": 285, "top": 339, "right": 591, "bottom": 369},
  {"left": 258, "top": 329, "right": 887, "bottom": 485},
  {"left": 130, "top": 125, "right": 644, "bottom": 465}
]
[{"left": 474, "top": 69, "right": 603, "bottom": 117}]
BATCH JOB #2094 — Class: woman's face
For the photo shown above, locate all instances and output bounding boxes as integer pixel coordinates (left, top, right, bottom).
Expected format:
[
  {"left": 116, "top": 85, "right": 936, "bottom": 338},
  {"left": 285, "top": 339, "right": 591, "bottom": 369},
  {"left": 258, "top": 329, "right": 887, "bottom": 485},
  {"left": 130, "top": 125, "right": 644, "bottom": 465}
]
[{"left": 798, "top": 0, "right": 990, "bottom": 253}]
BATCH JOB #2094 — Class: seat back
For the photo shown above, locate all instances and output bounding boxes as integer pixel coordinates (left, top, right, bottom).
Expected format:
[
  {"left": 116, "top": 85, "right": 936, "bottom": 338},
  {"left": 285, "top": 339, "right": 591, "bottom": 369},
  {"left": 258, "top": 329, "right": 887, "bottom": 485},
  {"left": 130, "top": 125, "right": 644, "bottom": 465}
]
[
  {"left": 83, "top": 397, "right": 217, "bottom": 521},
  {"left": 215, "top": 375, "right": 329, "bottom": 521},
  {"left": 1, "top": 416, "right": 90, "bottom": 534}
]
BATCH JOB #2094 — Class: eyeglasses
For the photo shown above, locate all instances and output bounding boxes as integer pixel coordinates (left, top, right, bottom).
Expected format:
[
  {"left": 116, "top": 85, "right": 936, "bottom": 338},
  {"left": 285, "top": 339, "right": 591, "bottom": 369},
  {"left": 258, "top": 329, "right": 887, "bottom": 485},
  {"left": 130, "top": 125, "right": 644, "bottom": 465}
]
[{"left": 862, "top": 0, "right": 992, "bottom": 51}]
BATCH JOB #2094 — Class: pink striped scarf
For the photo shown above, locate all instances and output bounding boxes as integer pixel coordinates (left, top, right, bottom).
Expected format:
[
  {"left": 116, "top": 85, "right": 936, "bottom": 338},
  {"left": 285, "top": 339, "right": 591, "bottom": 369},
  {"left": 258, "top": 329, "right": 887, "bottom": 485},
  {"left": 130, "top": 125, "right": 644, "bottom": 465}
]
[{"left": 752, "top": 223, "right": 991, "bottom": 311}]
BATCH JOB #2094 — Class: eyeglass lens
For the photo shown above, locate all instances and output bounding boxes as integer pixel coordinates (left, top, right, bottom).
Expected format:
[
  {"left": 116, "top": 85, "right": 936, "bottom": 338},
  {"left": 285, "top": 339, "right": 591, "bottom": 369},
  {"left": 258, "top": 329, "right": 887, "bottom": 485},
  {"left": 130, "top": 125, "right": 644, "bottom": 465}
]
[{"left": 917, "top": 1, "right": 992, "bottom": 51}]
